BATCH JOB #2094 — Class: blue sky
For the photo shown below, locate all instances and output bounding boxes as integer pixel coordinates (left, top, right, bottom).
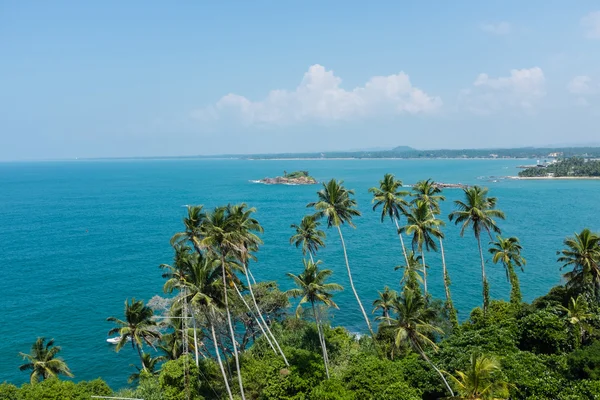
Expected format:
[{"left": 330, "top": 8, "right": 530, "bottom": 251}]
[{"left": 1, "top": 1, "right": 600, "bottom": 160}]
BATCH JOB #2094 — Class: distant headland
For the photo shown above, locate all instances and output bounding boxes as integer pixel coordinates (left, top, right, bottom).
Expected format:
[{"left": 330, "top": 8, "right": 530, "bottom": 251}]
[
  {"left": 254, "top": 170, "right": 317, "bottom": 185},
  {"left": 517, "top": 157, "right": 600, "bottom": 179}
]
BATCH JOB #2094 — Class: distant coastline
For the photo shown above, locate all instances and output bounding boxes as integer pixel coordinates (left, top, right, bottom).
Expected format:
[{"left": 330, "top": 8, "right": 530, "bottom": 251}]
[{"left": 510, "top": 176, "right": 600, "bottom": 180}]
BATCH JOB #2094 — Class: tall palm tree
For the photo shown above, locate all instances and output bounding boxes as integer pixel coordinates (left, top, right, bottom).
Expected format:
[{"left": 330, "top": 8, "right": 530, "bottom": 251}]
[
  {"left": 399, "top": 201, "right": 444, "bottom": 298},
  {"left": 558, "top": 228, "right": 600, "bottom": 299},
  {"left": 449, "top": 186, "right": 505, "bottom": 314},
  {"left": 171, "top": 205, "right": 206, "bottom": 253},
  {"left": 489, "top": 236, "right": 526, "bottom": 305},
  {"left": 372, "top": 286, "right": 397, "bottom": 325},
  {"left": 287, "top": 259, "right": 343, "bottom": 379},
  {"left": 19, "top": 338, "right": 73, "bottom": 384},
  {"left": 107, "top": 298, "right": 161, "bottom": 370},
  {"left": 447, "top": 352, "right": 509, "bottom": 399},
  {"left": 228, "top": 204, "right": 289, "bottom": 366},
  {"left": 369, "top": 173, "right": 411, "bottom": 266},
  {"left": 386, "top": 288, "right": 454, "bottom": 396},
  {"left": 394, "top": 251, "right": 424, "bottom": 295},
  {"left": 411, "top": 179, "right": 457, "bottom": 328},
  {"left": 308, "top": 179, "right": 375, "bottom": 338},
  {"left": 199, "top": 206, "right": 248, "bottom": 400},
  {"left": 290, "top": 215, "right": 327, "bottom": 263},
  {"left": 559, "top": 295, "right": 594, "bottom": 349}
]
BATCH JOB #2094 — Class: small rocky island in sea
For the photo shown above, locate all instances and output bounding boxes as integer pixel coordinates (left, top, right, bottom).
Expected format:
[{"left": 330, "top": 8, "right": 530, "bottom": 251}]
[{"left": 256, "top": 170, "right": 318, "bottom": 185}]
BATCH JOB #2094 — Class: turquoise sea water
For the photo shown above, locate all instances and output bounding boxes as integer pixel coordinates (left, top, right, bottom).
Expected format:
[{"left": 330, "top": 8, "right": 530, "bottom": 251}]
[{"left": 1, "top": 158, "right": 599, "bottom": 389}]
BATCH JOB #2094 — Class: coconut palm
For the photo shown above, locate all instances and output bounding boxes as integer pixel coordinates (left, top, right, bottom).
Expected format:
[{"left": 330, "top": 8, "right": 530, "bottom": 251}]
[
  {"left": 228, "top": 204, "right": 289, "bottom": 366},
  {"left": 287, "top": 259, "right": 343, "bottom": 379},
  {"left": 489, "top": 236, "right": 526, "bottom": 305},
  {"left": 394, "top": 250, "right": 424, "bottom": 295},
  {"left": 449, "top": 186, "right": 505, "bottom": 314},
  {"left": 412, "top": 179, "right": 457, "bottom": 328},
  {"left": 308, "top": 179, "right": 375, "bottom": 338},
  {"left": 171, "top": 205, "right": 206, "bottom": 253},
  {"left": 372, "top": 286, "right": 398, "bottom": 325},
  {"left": 447, "top": 352, "right": 509, "bottom": 399},
  {"left": 369, "top": 173, "right": 411, "bottom": 266},
  {"left": 386, "top": 288, "right": 454, "bottom": 396},
  {"left": 107, "top": 298, "right": 161, "bottom": 370},
  {"left": 128, "top": 352, "right": 166, "bottom": 383},
  {"left": 19, "top": 338, "right": 73, "bottom": 384},
  {"left": 558, "top": 228, "right": 600, "bottom": 299},
  {"left": 290, "top": 215, "right": 326, "bottom": 263},
  {"left": 199, "top": 206, "right": 248, "bottom": 400},
  {"left": 559, "top": 295, "right": 595, "bottom": 349},
  {"left": 399, "top": 201, "right": 444, "bottom": 298}
]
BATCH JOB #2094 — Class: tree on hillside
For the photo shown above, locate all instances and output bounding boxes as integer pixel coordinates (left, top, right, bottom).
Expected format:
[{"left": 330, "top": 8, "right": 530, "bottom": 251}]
[
  {"left": 489, "top": 235, "right": 526, "bottom": 305},
  {"left": 558, "top": 228, "right": 600, "bottom": 300},
  {"left": 290, "top": 215, "right": 326, "bottom": 263},
  {"left": 447, "top": 352, "right": 509, "bottom": 399},
  {"left": 19, "top": 338, "right": 73, "bottom": 384}
]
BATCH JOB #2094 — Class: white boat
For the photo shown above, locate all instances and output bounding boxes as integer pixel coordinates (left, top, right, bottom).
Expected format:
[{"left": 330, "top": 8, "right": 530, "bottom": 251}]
[{"left": 106, "top": 336, "right": 131, "bottom": 344}]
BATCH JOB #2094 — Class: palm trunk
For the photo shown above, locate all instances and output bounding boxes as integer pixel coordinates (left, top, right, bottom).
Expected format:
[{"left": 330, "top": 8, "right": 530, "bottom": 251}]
[
  {"left": 439, "top": 238, "right": 458, "bottom": 329},
  {"left": 421, "top": 250, "right": 428, "bottom": 297},
  {"left": 209, "top": 312, "right": 234, "bottom": 400},
  {"left": 312, "top": 302, "right": 330, "bottom": 379},
  {"left": 220, "top": 254, "right": 246, "bottom": 400},
  {"left": 507, "top": 264, "right": 522, "bottom": 304},
  {"left": 336, "top": 226, "right": 375, "bottom": 339},
  {"left": 193, "top": 315, "right": 199, "bottom": 367},
  {"left": 394, "top": 218, "right": 410, "bottom": 268},
  {"left": 135, "top": 342, "right": 146, "bottom": 371},
  {"left": 232, "top": 281, "right": 276, "bottom": 353},
  {"left": 384, "top": 309, "right": 391, "bottom": 326},
  {"left": 309, "top": 252, "right": 315, "bottom": 263},
  {"left": 417, "top": 347, "right": 454, "bottom": 397},
  {"left": 477, "top": 234, "right": 490, "bottom": 314},
  {"left": 242, "top": 263, "right": 289, "bottom": 366}
]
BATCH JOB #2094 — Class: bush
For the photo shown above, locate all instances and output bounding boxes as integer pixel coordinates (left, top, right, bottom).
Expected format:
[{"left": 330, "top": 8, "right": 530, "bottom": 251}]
[
  {"left": 159, "top": 356, "right": 205, "bottom": 400},
  {"left": 10, "top": 378, "right": 112, "bottom": 400},
  {"left": 518, "top": 309, "right": 569, "bottom": 354},
  {"left": 568, "top": 341, "right": 600, "bottom": 380}
]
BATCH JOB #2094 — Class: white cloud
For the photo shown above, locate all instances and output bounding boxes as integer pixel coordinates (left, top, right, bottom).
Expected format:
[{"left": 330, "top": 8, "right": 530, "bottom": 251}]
[
  {"left": 480, "top": 22, "right": 512, "bottom": 35},
  {"left": 460, "top": 67, "right": 546, "bottom": 114},
  {"left": 567, "top": 75, "right": 593, "bottom": 95},
  {"left": 582, "top": 11, "right": 600, "bottom": 39},
  {"left": 195, "top": 64, "right": 442, "bottom": 125}
]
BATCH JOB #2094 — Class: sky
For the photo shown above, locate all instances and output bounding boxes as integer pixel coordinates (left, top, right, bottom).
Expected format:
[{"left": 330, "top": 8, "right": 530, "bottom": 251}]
[{"left": 1, "top": 1, "right": 600, "bottom": 160}]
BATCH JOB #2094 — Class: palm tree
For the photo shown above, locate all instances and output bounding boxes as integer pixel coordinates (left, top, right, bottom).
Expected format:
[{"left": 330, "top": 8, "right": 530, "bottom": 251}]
[
  {"left": 107, "top": 298, "right": 161, "bottom": 370},
  {"left": 290, "top": 215, "right": 327, "bottom": 263},
  {"left": 559, "top": 295, "right": 594, "bottom": 349},
  {"left": 199, "top": 206, "right": 248, "bottom": 400},
  {"left": 128, "top": 352, "right": 166, "bottom": 383},
  {"left": 287, "top": 259, "right": 343, "bottom": 379},
  {"left": 394, "top": 251, "right": 424, "bottom": 295},
  {"left": 171, "top": 205, "right": 206, "bottom": 253},
  {"left": 412, "top": 179, "right": 457, "bottom": 328},
  {"left": 369, "top": 173, "right": 411, "bottom": 266},
  {"left": 372, "top": 286, "right": 397, "bottom": 325},
  {"left": 558, "top": 228, "right": 600, "bottom": 299},
  {"left": 489, "top": 236, "right": 526, "bottom": 305},
  {"left": 228, "top": 204, "right": 289, "bottom": 366},
  {"left": 447, "top": 352, "right": 509, "bottom": 399},
  {"left": 449, "top": 186, "right": 505, "bottom": 314},
  {"left": 399, "top": 201, "right": 444, "bottom": 298},
  {"left": 386, "top": 288, "right": 454, "bottom": 396},
  {"left": 308, "top": 179, "right": 375, "bottom": 338},
  {"left": 19, "top": 338, "right": 73, "bottom": 384}
]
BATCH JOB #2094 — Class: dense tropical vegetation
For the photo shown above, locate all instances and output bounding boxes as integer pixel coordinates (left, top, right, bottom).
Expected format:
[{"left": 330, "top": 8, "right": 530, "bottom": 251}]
[
  {"left": 4, "top": 175, "right": 600, "bottom": 400},
  {"left": 519, "top": 157, "right": 600, "bottom": 177}
]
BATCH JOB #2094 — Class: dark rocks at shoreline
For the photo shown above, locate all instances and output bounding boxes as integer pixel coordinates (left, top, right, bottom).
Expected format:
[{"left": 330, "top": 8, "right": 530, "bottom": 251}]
[{"left": 258, "top": 176, "right": 318, "bottom": 185}]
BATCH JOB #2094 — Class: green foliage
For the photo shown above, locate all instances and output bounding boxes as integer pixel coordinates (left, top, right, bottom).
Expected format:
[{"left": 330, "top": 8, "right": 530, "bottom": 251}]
[
  {"left": 502, "top": 351, "right": 569, "bottom": 399},
  {"left": 158, "top": 356, "right": 205, "bottom": 400},
  {"left": 310, "top": 378, "right": 355, "bottom": 400},
  {"left": 568, "top": 341, "right": 600, "bottom": 380},
  {"left": 519, "top": 157, "right": 600, "bottom": 177},
  {"left": 518, "top": 309, "right": 569, "bottom": 354},
  {"left": 2, "top": 378, "right": 111, "bottom": 400},
  {"left": 0, "top": 383, "right": 19, "bottom": 400}
]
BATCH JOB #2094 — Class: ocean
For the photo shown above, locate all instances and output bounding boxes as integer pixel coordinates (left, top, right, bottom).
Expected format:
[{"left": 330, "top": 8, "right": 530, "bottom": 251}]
[{"left": 1, "top": 158, "right": 599, "bottom": 389}]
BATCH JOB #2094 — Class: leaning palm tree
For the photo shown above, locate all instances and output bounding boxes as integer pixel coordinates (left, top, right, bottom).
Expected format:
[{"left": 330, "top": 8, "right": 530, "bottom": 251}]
[
  {"left": 489, "top": 236, "right": 526, "bottom": 305},
  {"left": 394, "top": 250, "right": 424, "bottom": 295},
  {"left": 199, "top": 206, "right": 248, "bottom": 400},
  {"left": 290, "top": 215, "right": 327, "bottom": 263},
  {"left": 399, "top": 201, "right": 444, "bottom": 298},
  {"left": 386, "top": 288, "right": 454, "bottom": 396},
  {"left": 558, "top": 228, "right": 600, "bottom": 299},
  {"left": 449, "top": 186, "right": 505, "bottom": 314},
  {"left": 229, "top": 203, "right": 289, "bottom": 366},
  {"left": 372, "top": 286, "right": 397, "bottom": 325},
  {"left": 19, "top": 338, "right": 73, "bottom": 384},
  {"left": 287, "top": 259, "right": 343, "bottom": 379},
  {"left": 447, "top": 352, "right": 509, "bottom": 399},
  {"left": 369, "top": 173, "right": 411, "bottom": 266},
  {"left": 411, "top": 179, "right": 457, "bottom": 328},
  {"left": 308, "top": 179, "right": 374, "bottom": 338},
  {"left": 559, "top": 295, "right": 594, "bottom": 349},
  {"left": 107, "top": 298, "right": 161, "bottom": 370}
]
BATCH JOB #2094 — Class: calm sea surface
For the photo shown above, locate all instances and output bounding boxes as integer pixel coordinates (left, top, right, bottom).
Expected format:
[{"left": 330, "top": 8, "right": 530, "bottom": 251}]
[{"left": 1, "top": 158, "right": 599, "bottom": 388}]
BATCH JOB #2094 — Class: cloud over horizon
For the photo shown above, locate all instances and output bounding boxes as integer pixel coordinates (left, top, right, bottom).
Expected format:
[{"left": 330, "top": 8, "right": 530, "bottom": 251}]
[
  {"left": 459, "top": 67, "right": 546, "bottom": 114},
  {"left": 195, "top": 64, "right": 442, "bottom": 125}
]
